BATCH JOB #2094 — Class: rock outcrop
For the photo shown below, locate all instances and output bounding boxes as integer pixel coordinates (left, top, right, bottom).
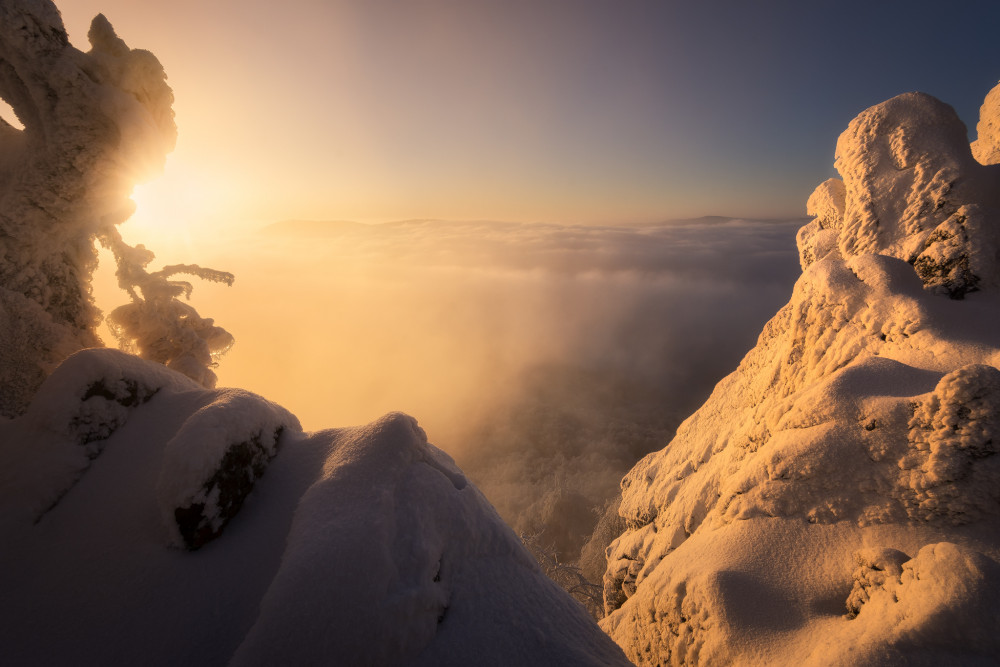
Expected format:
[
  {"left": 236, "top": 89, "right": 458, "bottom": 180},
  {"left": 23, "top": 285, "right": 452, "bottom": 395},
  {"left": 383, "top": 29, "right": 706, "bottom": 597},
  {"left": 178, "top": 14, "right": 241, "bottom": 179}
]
[
  {"left": 601, "top": 87, "right": 1000, "bottom": 665},
  {"left": 797, "top": 92, "right": 1000, "bottom": 298},
  {"left": 971, "top": 80, "right": 1000, "bottom": 165}
]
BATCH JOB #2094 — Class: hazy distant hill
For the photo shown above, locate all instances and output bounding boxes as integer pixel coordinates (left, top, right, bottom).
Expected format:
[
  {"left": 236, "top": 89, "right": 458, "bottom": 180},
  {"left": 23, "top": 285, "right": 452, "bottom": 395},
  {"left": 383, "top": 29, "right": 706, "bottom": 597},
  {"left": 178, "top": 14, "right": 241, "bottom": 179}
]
[
  {"left": 261, "top": 219, "right": 374, "bottom": 236},
  {"left": 654, "top": 214, "right": 811, "bottom": 226},
  {"left": 264, "top": 216, "right": 812, "bottom": 237}
]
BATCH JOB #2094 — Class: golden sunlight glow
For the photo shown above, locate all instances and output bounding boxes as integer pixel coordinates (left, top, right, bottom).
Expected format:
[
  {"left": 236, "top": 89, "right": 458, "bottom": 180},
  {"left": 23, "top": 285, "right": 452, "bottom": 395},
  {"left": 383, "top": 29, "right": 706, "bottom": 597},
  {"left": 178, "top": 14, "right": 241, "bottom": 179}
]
[
  {"left": 125, "top": 157, "right": 245, "bottom": 257},
  {"left": 0, "top": 99, "right": 23, "bottom": 130}
]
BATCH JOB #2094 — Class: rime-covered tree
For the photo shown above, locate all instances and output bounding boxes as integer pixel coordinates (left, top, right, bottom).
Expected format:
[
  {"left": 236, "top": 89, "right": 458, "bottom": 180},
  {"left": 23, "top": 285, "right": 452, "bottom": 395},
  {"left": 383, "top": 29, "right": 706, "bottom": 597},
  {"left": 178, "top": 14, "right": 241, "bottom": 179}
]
[{"left": 0, "top": 0, "right": 232, "bottom": 417}]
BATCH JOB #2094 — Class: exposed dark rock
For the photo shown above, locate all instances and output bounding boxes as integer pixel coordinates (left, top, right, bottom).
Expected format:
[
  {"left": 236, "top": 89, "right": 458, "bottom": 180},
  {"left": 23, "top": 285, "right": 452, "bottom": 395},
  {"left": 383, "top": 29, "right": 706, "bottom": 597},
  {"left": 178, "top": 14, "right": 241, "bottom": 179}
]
[{"left": 174, "top": 427, "right": 284, "bottom": 550}]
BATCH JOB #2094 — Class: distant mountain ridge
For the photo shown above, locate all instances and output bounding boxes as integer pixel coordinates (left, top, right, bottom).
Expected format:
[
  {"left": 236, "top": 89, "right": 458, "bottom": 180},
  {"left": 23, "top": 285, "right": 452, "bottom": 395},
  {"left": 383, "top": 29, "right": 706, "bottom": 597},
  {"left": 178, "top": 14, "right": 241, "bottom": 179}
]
[
  {"left": 261, "top": 219, "right": 373, "bottom": 236},
  {"left": 262, "top": 215, "right": 810, "bottom": 237}
]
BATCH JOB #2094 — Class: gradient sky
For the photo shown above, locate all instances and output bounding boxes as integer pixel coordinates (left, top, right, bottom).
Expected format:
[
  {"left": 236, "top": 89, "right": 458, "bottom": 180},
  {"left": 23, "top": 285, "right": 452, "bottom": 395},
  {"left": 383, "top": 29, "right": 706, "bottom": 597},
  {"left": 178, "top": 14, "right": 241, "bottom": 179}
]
[{"left": 42, "top": 0, "right": 1000, "bottom": 230}]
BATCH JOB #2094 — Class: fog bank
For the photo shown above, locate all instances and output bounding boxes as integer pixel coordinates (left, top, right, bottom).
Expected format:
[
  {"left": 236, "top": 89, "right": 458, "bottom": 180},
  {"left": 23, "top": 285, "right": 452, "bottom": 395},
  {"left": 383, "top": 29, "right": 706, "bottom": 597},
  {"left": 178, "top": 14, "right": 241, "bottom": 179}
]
[{"left": 94, "top": 217, "right": 803, "bottom": 564}]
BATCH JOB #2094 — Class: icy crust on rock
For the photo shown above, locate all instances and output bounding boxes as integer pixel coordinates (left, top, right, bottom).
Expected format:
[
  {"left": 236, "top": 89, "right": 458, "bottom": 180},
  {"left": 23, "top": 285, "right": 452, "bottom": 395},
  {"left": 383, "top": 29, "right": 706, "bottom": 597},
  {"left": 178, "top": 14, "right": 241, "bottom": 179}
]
[
  {"left": 602, "top": 89, "right": 1000, "bottom": 666},
  {"left": 0, "top": 1, "right": 176, "bottom": 416},
  {"left": 902, "top": 364, "right": 1000, "bottom": 523},
  {"left": 0, "top": 350, "right": 629, "bottom": 666}
]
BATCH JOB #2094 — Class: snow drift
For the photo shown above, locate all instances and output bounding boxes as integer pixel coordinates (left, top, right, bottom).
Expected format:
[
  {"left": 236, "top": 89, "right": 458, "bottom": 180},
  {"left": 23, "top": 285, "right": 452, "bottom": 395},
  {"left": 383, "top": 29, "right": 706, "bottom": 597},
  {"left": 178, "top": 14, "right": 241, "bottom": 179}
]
[
  {"left": 0, "top": 348, "right": 630, "bottom": 665},
  {"left": 601, "top": 87, "right": 1000, "bottom": 664}
]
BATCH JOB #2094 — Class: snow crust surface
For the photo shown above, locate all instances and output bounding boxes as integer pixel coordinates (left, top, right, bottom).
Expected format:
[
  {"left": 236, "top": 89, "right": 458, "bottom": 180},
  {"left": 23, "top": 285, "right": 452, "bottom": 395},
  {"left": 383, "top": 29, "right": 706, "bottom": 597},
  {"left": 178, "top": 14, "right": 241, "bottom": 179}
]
[
  {"left": 601, "top": 89, "right": 1000, "bottom": 664},
  {"left": 0, "top": 349, "right": 629, "bottom": 666}
]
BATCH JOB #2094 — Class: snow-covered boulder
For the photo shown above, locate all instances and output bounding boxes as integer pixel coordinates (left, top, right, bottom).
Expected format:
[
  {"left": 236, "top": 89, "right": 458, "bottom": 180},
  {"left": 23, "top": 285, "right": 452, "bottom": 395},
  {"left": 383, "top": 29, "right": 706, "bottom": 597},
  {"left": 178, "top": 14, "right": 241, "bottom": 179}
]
[
  {"left": 804, "top": 92, "right": 1000, "bottom": 298},
  {"left": 0, "top": 349, "right": 629, "bottom": 665},
  {"left": 601, "top": 89, "right": 1000, "bottom": 665},
  {"left": 158, "top": 388, "right": 297, "bottom": 549},
  {"left": 0, "top": 348, "right": 196, "bottom": 525}
]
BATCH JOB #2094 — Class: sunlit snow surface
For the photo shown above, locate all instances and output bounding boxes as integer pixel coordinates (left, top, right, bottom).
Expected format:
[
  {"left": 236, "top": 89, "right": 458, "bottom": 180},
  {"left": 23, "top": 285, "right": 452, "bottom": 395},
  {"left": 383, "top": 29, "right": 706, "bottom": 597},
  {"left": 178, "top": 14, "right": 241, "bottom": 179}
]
[
  {"left": 0, "top": 349, "right": 629, "bottom": 665},
  {"left": 600, "top": 90, "right": 1000, "bottom": 665}
]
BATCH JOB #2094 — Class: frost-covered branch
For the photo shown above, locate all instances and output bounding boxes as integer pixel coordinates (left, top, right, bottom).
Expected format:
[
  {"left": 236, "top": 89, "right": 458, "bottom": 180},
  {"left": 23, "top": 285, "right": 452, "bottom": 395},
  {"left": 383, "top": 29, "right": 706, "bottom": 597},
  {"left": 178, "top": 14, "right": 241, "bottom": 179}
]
[
  {"left": 101, "top": 227, "right": 234, "bottom": 389},
  {"left": 521, "top": 531, "right": 605, "bottom": 619}
]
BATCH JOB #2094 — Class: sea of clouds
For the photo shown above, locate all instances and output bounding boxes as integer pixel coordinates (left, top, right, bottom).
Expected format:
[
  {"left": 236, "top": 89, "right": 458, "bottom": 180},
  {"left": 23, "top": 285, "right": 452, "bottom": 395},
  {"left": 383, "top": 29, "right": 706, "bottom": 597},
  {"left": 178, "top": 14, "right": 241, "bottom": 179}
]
[{"left": 95, "top": 216, "right": 805, "bottom": 571}]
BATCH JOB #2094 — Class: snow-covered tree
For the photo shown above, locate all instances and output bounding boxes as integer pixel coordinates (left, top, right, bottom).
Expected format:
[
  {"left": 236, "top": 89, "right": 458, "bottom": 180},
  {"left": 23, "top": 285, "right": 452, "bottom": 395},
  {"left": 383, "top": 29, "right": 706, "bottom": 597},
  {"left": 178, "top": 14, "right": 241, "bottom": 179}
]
[
  {"left": 0, "top": 1, "right": 231, "bottom": 416},
  {"left": 100, "top": 227, "right": 234, "bottom": 389}
]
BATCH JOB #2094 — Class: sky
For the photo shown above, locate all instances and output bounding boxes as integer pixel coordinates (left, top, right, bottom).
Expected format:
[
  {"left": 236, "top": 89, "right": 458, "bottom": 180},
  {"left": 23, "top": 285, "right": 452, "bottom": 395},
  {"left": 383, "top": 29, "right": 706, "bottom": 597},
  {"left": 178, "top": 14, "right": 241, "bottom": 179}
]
[{"left": 38, "top": 0, "right": 1000, "bottom": 234}]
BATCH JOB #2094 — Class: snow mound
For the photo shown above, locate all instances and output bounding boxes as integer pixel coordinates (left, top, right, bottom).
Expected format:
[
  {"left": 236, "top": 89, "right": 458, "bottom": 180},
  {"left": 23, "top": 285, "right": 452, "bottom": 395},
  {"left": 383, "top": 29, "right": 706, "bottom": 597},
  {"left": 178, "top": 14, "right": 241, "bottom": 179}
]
[
  {"left": 602, "top": 88, "right": 1000, "bottom": 664},
  {"left": 838, "top": 542, "right": 1000, "bottom": 659},
  {"left": 0, "top": 350, "right": 629, "bottom": 665},
  {"left": 0, "top": 348, "right": 196, "bottom": 526}
]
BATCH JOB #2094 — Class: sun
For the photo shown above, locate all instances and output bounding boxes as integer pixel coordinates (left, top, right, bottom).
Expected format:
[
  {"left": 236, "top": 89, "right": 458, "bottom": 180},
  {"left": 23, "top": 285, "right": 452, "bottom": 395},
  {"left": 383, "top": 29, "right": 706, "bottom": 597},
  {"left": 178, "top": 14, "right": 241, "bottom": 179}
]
[
  {"left": 0, "top": 99, "right": 24, "bottom": 130},
  {"left": 123, "top": 158, "right": 240, "bottom": 256}
]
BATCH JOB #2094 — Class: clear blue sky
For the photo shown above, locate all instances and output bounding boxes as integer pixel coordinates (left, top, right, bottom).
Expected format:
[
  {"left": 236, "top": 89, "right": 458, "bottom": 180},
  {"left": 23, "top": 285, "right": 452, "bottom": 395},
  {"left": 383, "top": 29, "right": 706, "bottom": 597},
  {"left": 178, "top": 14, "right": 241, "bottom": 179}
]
[{"left": 53, "top": 0, "right": 1000, "bottom": 225}]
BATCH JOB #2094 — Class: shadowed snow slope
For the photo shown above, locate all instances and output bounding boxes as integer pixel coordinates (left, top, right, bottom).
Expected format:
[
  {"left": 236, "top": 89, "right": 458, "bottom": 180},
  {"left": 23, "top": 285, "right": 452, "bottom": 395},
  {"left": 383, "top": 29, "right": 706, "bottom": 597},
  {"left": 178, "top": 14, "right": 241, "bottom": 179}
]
[
  {"left": 0, "top": 348, "right": 629, "bottom": 666},
  {"left": 601, "top": 87, "right": 1000, "bottom": 664}
]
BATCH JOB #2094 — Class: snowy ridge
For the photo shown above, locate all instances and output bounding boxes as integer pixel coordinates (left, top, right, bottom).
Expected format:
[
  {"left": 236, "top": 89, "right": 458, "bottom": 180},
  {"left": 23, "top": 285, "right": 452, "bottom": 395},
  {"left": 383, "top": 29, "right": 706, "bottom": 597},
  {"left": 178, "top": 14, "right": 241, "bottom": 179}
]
[
  {"left": 600, "top": 87, "right": 1000, "bottom": 664},
  {"left": 0, "top": 349, "right": 629, "bottom": 665}
]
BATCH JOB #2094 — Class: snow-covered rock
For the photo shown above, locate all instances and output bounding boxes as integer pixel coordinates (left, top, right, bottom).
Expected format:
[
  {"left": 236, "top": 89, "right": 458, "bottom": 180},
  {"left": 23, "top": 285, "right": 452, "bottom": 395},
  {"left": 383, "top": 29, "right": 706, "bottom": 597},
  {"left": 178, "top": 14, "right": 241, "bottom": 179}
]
[
  {"left": 797, "top": 92, "right": 1000, "bottom": 299},
  {"left": 971, "top": 80, "right": 1000, "bottom": 165},
  {"left": 158, "top": 388, "right": 297, "bottom": 549},
  {"left": 601, "top": 89, "right": 1000, "bottom": 664},
  {"left": 0, "top": 349, "right": 630, "bottom": 666},
  {"left": 797, "top": 177, "right": 845, "bottom": 270},
  {"left": 0, "top": 348, "right": 195, "bottom": 525}
]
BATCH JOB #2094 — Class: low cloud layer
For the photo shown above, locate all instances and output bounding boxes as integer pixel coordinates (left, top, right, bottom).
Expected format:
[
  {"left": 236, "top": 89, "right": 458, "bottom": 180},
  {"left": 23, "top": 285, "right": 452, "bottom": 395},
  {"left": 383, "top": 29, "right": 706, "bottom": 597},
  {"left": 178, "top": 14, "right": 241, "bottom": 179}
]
[{"left": 95, "top": 216, "right": 804, "bottom": 566}]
